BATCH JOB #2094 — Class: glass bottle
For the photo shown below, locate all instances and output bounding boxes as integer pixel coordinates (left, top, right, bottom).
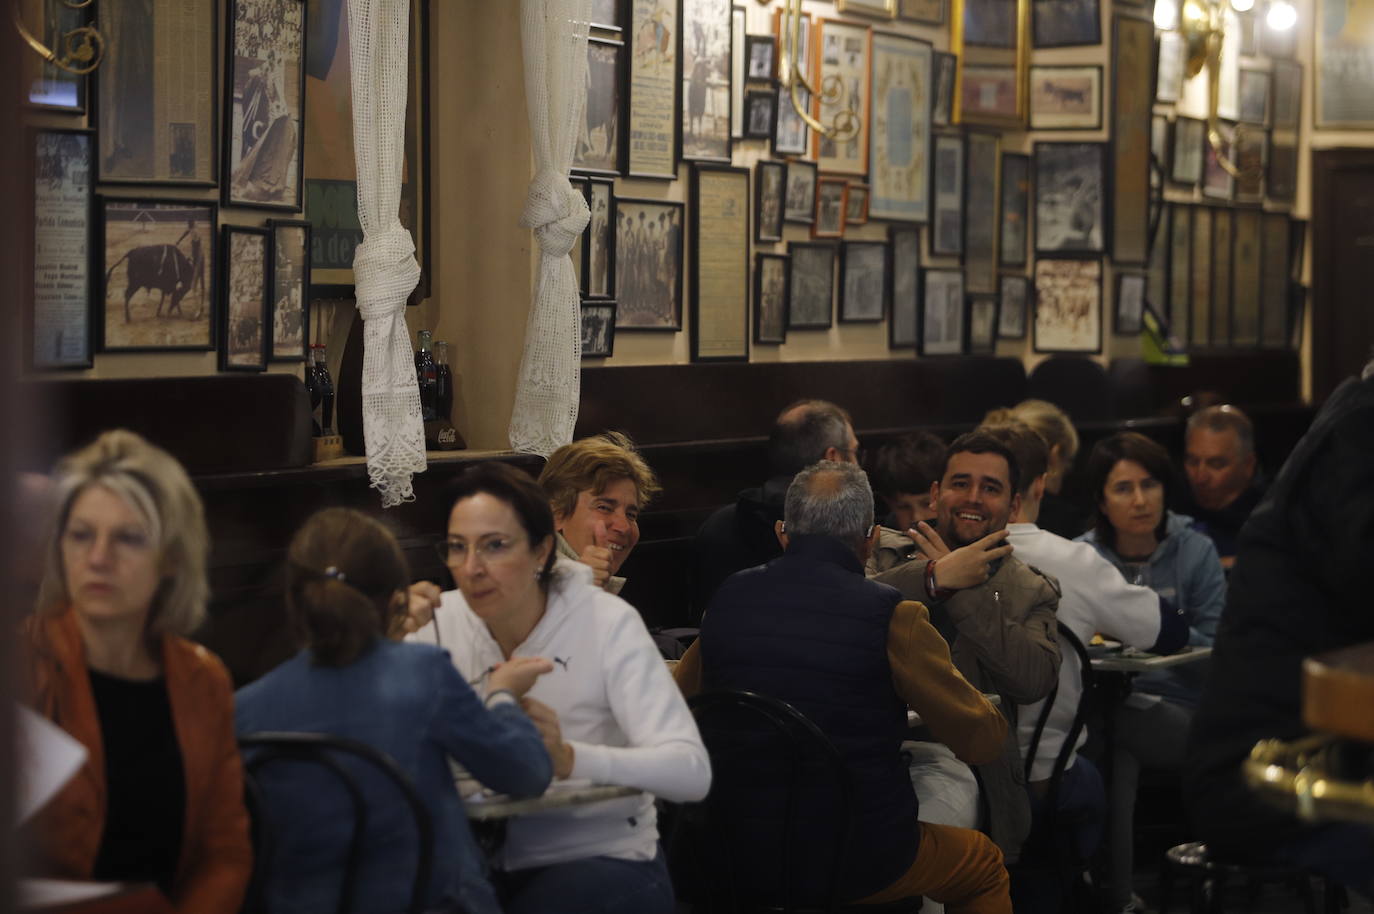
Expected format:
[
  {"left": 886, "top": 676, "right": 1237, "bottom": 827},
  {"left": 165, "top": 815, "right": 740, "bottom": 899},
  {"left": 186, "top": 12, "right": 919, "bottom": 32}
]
[
  {"left": 415, "top": 329, "right": 437, "bottom": 422},
  {"left": 434, "top": 340, "right": 453, "bottom": 422},
  {"left": 309, "top": 344, "right": 335, "bottom": 435}
]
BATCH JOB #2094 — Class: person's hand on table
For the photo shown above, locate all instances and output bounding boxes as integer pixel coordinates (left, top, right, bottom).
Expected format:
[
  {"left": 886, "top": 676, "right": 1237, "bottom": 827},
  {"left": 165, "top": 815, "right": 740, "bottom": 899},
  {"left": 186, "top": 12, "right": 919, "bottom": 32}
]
[
  {"left": 521, "top": 696, "right": 575, "bottom": 779},
  {"left": 577, "top": 520, "right": 614, "bottom": 589},
  {"left": 391, "top": 581, "right": 442, "bottom": 638},
  {"left": 907, "top": 522, "right": 1013, "bottom": 590},
  {"left": 488, "top": 657, "right": 554, "bottom": 697}
]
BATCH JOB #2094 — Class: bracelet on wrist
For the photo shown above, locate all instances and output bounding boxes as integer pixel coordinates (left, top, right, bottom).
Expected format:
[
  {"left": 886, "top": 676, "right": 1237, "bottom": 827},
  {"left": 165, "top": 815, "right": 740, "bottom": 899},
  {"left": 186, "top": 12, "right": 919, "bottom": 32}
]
[{"left": 925, "top": 559, "right": 957, "bottom": 601}]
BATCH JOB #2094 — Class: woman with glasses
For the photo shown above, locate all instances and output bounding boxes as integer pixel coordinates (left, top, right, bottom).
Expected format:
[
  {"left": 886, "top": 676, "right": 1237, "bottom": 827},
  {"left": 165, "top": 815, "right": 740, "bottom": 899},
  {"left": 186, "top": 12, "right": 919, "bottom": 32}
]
[
  {"left": 1075, "top": 432, "right": 1226, "bottom": 914},
  {"left": 409, "top": 462, "right": 710, "bottom": 914}
]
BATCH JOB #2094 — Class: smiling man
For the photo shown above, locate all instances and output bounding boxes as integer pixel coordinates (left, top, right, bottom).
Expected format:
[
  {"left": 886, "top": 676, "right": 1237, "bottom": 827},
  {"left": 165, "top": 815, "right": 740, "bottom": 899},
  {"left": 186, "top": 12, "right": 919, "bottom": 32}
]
[{"left": 1182, "top": 405, "right": 1265, "bottom": 566}]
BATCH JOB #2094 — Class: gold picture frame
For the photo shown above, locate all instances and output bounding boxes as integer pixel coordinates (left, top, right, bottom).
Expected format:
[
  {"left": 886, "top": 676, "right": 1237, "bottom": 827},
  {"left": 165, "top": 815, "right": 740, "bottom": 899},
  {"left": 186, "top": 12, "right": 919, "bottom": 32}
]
[{"left": 951, "top": 0, "right": 1029, "bottom": 128}]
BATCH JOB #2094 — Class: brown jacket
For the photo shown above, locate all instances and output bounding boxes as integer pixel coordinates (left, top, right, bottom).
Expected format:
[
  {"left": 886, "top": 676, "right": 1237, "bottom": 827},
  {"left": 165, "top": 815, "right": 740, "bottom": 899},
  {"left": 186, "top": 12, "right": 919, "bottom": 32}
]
[{"left": 22, "top": 611, "right": 252, "bottom": 914}]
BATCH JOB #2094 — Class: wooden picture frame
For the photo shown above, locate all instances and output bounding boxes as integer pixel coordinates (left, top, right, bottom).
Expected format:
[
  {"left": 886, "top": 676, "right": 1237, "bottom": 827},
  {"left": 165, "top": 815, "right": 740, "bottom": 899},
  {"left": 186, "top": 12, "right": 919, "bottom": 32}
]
[
  {"left": 840, "top": 240, "right": 888, "bottom": 321},
  {"left": 920, "top": 267, "right": 966, "bottom": 355},
  {"left": 931, "top": 51, "right": 957, "bottom": 127},
  {"left": 98, "top": 197, "right": 216, "bottom": 353},
  {"left": 1033, "top": 257, "right": 1102, "bottom": 353},
  {"left": 744, "top": 89, "right": 778, "bottom": 140},
  {"left": 1029, "top": 65, "right": 1102, "bottom": 130},
  {"left": 1171, "top": 116, "right": 1205, "bottom": 186},
  {"left": 582, "top": 178, "right": 615, "bottom": 299},
  {"left": 1112, "top": 15, "right": 1155, "bottom": 266},
  {"left": 868, "top": 31, "right": 933, "bottom": 224},
  {"left": 845, "top": 183, "right": 871, "bottom": 224},
  {"left": 690, "top": 165, "right": 750, "bottom": 361},
  {"left": 899, "top": 0, "right": 948, "bottom": 25},
  {"left": 814, "top": 176, "right": 849, "bottom": 239},
  {"left": 998, "top": 273, "right": 1029, "bottom": 338},
  {"left": 813, "top": 19, "right": 872, "bottom": 175},
  {"left": 784, "top": 159, "right": 818, "bottom": 224},
  {"left": 889, "top": 226, "right": 921, "bottom": 347},
  {"left": 575, "top": 35, "right": 627, "bottom": 176},
  {"left": 754, "top": 252, "right": 790, "bottom": 344},
  {"left": 219, "top": 226, "right": 269, "bottom": 372},
  {"left": 267, "top": 219, "right": 311, "bottom": 361},
  {"left": 954, "top": 0, "right": 1029, "bottom": 127},
  {"left": 1034, "top": 141, "right": 1106, "bottom": 255},
  {"left": 931, "top": 132, "right": 965, "bottom": 257},
  {"left": 29, "top": 128, "right": 94, "bottom": 370},
  {"left": 1032, "top": 0, "right": 1101, "bottom": 48},
  {"left": 627, "top": 0, "right": 680, "bottom": 180},
  {"left": 967, "top": 295, "right": 999, "bottom": 353},
  {"left": 613, "top": 197, "right": 683, "bottom": 330},
  {"left": 580, "top": 301, "right": 618, "bottom": 358},
  {"left": 965, "top": 131, "right": 1001, "bottom": 294},
  {"left": 787, "top": 241, "right": 837, "bottom": 328},
  {"left": 756, "top": 160, "right": 786, "bottom": 243},
  {"left": 745, "top": 34, "right": 777, "bottom": 82},
  {"left": 999, "top": 153, "right": 1029, "bottom": 267},
  {"left": 1115, "top": 272, "right": 1146, "bottom": 335},
  {"left": 682, "top": 0, "right": 732, "bottom": 162}
]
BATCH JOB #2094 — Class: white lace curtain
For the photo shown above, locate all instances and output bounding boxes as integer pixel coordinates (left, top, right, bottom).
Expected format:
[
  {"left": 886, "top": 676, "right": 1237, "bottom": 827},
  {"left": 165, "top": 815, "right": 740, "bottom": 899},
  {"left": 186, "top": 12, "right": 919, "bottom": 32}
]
[
  {"left": 349, "top": 0, "right": 426, "bottom": 507},
  {"left": 508, "top": 0, "right": 593, "bottom": 456}
]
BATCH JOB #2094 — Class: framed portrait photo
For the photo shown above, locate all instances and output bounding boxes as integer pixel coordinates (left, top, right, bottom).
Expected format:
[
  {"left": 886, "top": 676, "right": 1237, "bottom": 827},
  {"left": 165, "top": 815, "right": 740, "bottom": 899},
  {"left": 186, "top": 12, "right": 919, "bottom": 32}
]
[
  {"left": 613, "top": 197, "right": 683, "bottom": 329},
  {"left": 1029, "top": 65, "right": 1102, "bottom": 130},
  {"left": 967, "top": 296, "right": 999, "bottom": 353},
  {"left": 690, "top": 165, "right": 750, "bottom": 361},
  {"left": 1033, "top": 257, "right": 1102, "bottom": 353},
  {"left": 29, "top": 128, "right": 94, "bottom": 370},
  {"left": 682, "top": 0, "right": 732, "bottom": 162},
  {"left": 1034, "top": 141, "right": 1106, "bottom": 255},
  {"left": 580, "top": 301, "right": 618, "bottom": 358},
  {"left": 219, "top": 226, "right": 269, "bottom": 372},
  {"left": 267, "top": 219, "right": 310, "bottom": 361},
  {"left": 627, "top": 0, "right": 679, "bottom": 180},
  {"left": 744, "top": 89, "right": 777, "bottom": 140},
  {"left": 784, "top": 159, "right": 818, "bottom": 224},
  {"left": 1115, "top": 271, "right": 1146, "bottom": 335},
  {"left": 814, "top": 176, "right": 849, "bottom": 239},
  {"left": 998, "top": 273, "right": 1029, "bottom": 339},
  {"left": 756, "top": 160, "right": 786, "bottom": 243},
  {"left": 840, "top": 240, "right": 887, "bottom": 322},
  {"left": 868, "top": 31, "right": 933, "bottom": 224},
  {"left": 920, "top": 268, "right": 966, "bottom": 355},
  {"left": 98, "top": 197, "right": 216, "bottom": 353},
  {"left": 1202, "top": 125, "right": 1236, "bottom": 201},
  {"left": 582, "top": 177, "right": 615, "bottom": 299},
  {"left": 224, "top": 0, "right": 307, "bottom": 211},
  {"left": 787, "top": 241, "right": 837, "bottom": 329},
  {"left": 745, "top": 34, "right": 776, "bottom": 82},
  {"left": 931, "top": 51, "right": 957, "bottom": 127},
  {"left": 575, "top": 35, "right": 626, "bottom": 176},
  {"left": 999, "top": 153, "right": 1030, "bottom": 267},
  {"left": 845, "top": 183, "right": 870, "bottom": 225},
  {"left": 773, "top": 84, "right": 811, "bottom": 157},
  {"left": 754, "top": 252, "right": 789, "bottom": 344},
  {"left": 889, "top": 226, "right": 920, "bottom": 348},
  {"left": 1233, "top": 129, "right": 1266, "bottom": 204}
]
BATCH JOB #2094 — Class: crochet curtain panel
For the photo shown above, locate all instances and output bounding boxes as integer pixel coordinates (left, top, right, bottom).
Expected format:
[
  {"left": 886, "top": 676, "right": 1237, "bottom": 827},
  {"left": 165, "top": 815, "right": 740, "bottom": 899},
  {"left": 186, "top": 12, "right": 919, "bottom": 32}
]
[
  {"left": 349, "top": 0, "right": 426, "bottom": 507},
  {"left": 509, "top": 0, "right": 593, "bottom": 456}
]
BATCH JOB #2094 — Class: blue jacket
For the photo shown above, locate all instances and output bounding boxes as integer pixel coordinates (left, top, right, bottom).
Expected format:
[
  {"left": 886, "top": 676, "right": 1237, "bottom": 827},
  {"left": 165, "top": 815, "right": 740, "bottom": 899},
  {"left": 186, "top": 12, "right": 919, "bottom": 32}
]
[
  {"left": 235, "top": 640, "right": 551, "bottom": 914},
  {"left": 1077, "top": 511, "right": 1227, "bottom": 704}
]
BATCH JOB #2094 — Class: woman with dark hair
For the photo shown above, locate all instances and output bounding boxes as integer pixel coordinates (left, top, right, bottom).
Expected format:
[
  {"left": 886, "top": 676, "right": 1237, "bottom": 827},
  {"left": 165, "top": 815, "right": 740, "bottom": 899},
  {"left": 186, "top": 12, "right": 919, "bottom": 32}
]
[
  {"left": 408, "top": 462, "right": 710, "bottom": 914},
  {"left": 236, "top": 507, "right": 553, "bottom": 914},
  {"left": 1074, "top": 432, "right": 1226, "bottom": 914}
]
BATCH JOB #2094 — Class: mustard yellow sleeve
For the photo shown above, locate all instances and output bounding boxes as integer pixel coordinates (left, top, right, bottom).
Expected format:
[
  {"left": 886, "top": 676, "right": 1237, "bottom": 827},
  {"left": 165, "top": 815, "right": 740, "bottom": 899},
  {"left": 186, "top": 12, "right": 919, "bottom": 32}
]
[
  {"left": 674, "top": 638, "right": 703, "bottom": 699},
  {"left": 888, "top": 599, "right": 1006, "bottom": 765}
]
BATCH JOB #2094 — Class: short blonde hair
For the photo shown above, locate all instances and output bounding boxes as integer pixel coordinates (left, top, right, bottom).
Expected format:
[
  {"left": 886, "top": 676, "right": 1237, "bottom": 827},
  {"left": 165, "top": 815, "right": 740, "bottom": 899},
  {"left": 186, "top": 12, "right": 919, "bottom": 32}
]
[
  {"left": 538, "top": 431, "right": 661, "bottom": 518},
  {"left": 985, "top": 399, "right": 1080, "bottom": 465},
  {"left": 36, "top": 430, "right": 210, "bottom": 637}
]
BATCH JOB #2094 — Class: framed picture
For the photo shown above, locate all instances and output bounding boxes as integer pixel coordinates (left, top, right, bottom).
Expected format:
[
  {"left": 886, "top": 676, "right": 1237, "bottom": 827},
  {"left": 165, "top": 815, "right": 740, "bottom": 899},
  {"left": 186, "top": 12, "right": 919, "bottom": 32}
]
[
  {"left": 731, "top": 5, "right": 745, "bottom": 139},
  {"left": 22, "top": 0, "right": 89, "bottom": 111},
  {"left": 1171, "top": 116, "right": 1205, "bottom": 185},
  {"left": 999, "top": 153, "right": 1029, "bottom": 267},
  {"left": 1156, "top": 31, "right": 1185, "bottom": 103},
  {"left": 1271, "top": 59, "right": 1302, "bottom": 130},
  {"left": 889, "top": 226, "right": 920, "bottom": 347},
  {"left": 267, "top": 219, "right": 310, "bottom": 361},
  {"left": 1202, "top": 126, "right": 1235, "bottom": 200},
  {"left": 756, "top": 160, "right": 786, "bottom": 243},
  {"left": 931, "top": 132, "right": 965, "bottom": 257},
  {"left": 965, "top": 131, "right": 1001, "bottom": 293},
  {"left": 682, "top": 0, "right": 732, "bottom": 162},
  {"left": 868, "top": 32, "right": 933, "bottom": 224},
  {"left": 744, "top": 89, "right": 777, "bottom": 139},
  {"left": 96, "top": 0, "right": 217, "bottom": 185},
  {"left": 774, "top": 85, "right": 811, "bottom": 156},
  {"left": 223, "top": 0, "right": 306, "bottom": 210},
  {"left": 1034, "top": 142, "right": 1106, "bottom": 255},
  {"left": 746, "top": 34, "right": 776, "bottom": 81},
  {"left": 627, "top": 0, "right": 679, "bottom": 180},
  {"left": 1315, "top": 0, "right": 1374, "bottom": 126},
  {"left": 1238, "top": 69, "right": 1271, "bottom": 125},
  {"left": 932, "top": 52, "right": 957, "bottom": 128},
  {"left": 691, "top": 165, "right": 750, "bottom": 361},
  {"left": 1231, "top": 208, "right": 1261, "bottom": 346},
  {"left": 845, "top": 183, "right": 870, "bottom": 224},
  {"left": 613, "top": 197, "right": 683, "bottom": 329},
  {"left": 963, "top": 0, "right": 1018, "bottom": 47},
  {"left": 813, "top": 19, "right": 872, "bottom": 175},
  {"left": 899, "top": 0, "right": 947, "bottom": 24},
  {"left": 1268, "top": 134, "right": 1298, "bottom": 203},
  {"left": 1190, "top": 206, "right": 1213, "bottom": 345},
  {"left": 1260, "top": 212, "right": 1291, "bottom": 347},
  {"left": 754, "top": 252, "right": 789, "bottom": 344},
  {"left": 920, "top": 268, "right": 966, "bottom": 355},
  {"left": 967, "top": 296, "right": 999, "bottom": 353},
  {"left": 1032, "top": 0, "right": 1100, "bottom": 47},
  {"left": 583, "top": 178, "right": 615, "bottom": 299},
  {"left": 814, "top": 176, "right": 849, "bottom": 239},
  {"left": 29, "top": 129, "right": 94, "bottom": 370},
  {"left": 840, "top": 240, "right": 887, "bottom": 321},
  {"left": 1029, "top": 65, "right": 1102, "bottom": 130},
  {"left": 1033, "top": 257, "right": 1101, "bottom": 353},
  {"left": 580, "top": 301, "right": 618, "bottom": 358},
  {"left": 1112, "top": 15, "right": 1155, "bottom": 266},
  {"left": 1115, "top": 272, "right": 1146, "bottom": 335},
  {"left": 1234, "top": 129, "right": 1266, "bottom": 204},
  {"left": 99, "top": 197, "right": 216, "bottom": 353},
  {"left": 998, "top": 273, "right": 1029, "bottom": 338},
  {"left": 1212, "top": 207, "right": 1233, "bottom": 344},
  {"left": 959, "top": 65, "right": 1022, "bottom": 126},
  {"left": 784, "top": 159, "right": 818, "bottom": 224},
  {"left": 220, "top": 226, "right": 269, "bottom": 372},
  {"left": 590, "top": 0, "right": 625, "bottom": 30},
  {"left": 838, "top": 0, "right": 897, "bottom": 15},
  {"left": 787, "top": 241, "right": 837, "bottom": 328},
  {"left": 575, "top": 36, "right": 626, "bottom": 176}
]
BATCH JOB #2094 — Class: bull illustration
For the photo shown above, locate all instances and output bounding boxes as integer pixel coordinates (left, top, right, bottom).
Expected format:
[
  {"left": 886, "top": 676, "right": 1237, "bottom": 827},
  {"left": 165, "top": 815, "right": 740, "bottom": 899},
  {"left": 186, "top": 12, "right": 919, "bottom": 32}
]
[{"left": 105, "top": 243, "right": 201, "bottom": 322}]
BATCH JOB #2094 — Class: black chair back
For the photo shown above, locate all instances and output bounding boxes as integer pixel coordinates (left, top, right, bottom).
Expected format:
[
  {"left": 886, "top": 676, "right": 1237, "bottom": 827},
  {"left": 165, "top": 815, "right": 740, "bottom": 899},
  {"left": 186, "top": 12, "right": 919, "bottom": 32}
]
[{"left": 238, "top": 732, "right": 435, "bottom": 914}]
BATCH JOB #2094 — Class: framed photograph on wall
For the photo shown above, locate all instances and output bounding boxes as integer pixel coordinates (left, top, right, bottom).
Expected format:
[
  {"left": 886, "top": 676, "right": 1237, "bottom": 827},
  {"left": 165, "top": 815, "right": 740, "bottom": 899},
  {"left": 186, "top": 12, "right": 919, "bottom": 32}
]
[
  {"left": 98, "top": 197, "right": 216, "bottom": 353},
  {"left": 899, "top": 0, "right": 947, "bottom": 24},
  {"left": 627, "top": 0, "right": 679, "bottom": 180},
  {"left": 219, "top": 226, "right": 268, "bottom": 372},
  {"left": 746, "top": 34, "right": 777, "bottom": 81},
  {"left": 743, "top": 89, "right": 777, "bottom": 139},
  {"left": 22, "top": 0, "right": 90, "bottom": 111},
  {"left": 1034, "top": 142, "right": 1106, "bottom": 255},
  {"left": 963, "top": 0, "right": 1018, "bottom": 47},
  {"left": 29, "top": 128, "right": 93, "bottom": 370},
  {"left": 1234, "top": 129, "right": 1266, "bottom": 204},
  {"left": 868, "top": 32, "right": 932, "bottom": 223},
  {"left": 813, "top": 18, "right": 872, "bottom": 175},
  {"left": 840, "top": 240, "right": 887, "bottom": 322},
  {"left": 267, "top": 219, "right": 310, "bottom": 361},
  {"left": 581, "top": 301, "right": 618, "bottom": 358},
  {"left": 756, "top": 160, "right": 786, "bottom": 242},
  {"left": 1316, "top": 0, "right": 1374, "bottom": 127},
  {"left": 998, "top": 273, "right": 1029, "bottom": 338},
  {"left": 1115, "top": 272, "right": 1146, "bottom": 335},
  {"left": 772, "top": 8, "right": 811, "bottom": 155},
  {"left": 223, "top": 0, "right": 306, "bottom": 210},
  {"left": 890, "top": 226, "right": 920, "bottom": 347},
  {"left": 965, "top": 131, "right": 1001, "bottom": 293},
  {"left": 787, "top": 241, "right": 837, "bottom": 328},
  {"left": 691, "top": 165, "right": 750, "bottom": 361},
  {"left": 613, "top": 196, "right": 683, "bottom": 329},
  {"left": 583, "top": 178, "right": 615, "bottom": 299},
  {"left": 814, "top": 176, "right": 849, "bottom": 239},
  {"left": 1238, "top": 68, "right": 1272, "bottom": 125},
  {"left": 575, "top": 35, "right": 626, "bottom": 176},
  {"left": 96, "top": 0, "right": 217, "bottom": 185},
  {"left": 1029, "top": 65, "right": 1102, "bottom": 130},
  {"left": 931, "top": 132, "right": 965, "bottom": 257},
  {"left": 1271, "top": 59, "right": 1302, "bottom": 130},
  {"left": 1202, "top": 125, "right": 1235, "bottom": 200},
  {"left": 1033, "top": 257, "right": 1101, "bottom": 353},
  {"left": 960, "top": 65, "right": 1022, "bottom": 126},
  {"left": 1156, "top": 31, "right": 1185, "bottom": 103},
  {"left": 846, "top": 183, "right": 870, "bottom": 224},
  {"left": 1032, "top": 0, "right": 1100, "bottom": 48},
  {"left": 932, "top": 51, "right": 957, "bottom": 127},
  {"left": 920, "top": 268, "right": 965, "bottom": 355},
  {"left": 1171, "top": 116, "right": 1205, "bottom": 185},
  {"left": 967, "top": 296, "right": 999, "bottom": 352},
  {"left": 784, "top": 160, "right": 818, "bottom": 224},
  {"left": 682, "top": 0, "right": 732, "bottom": 162},
  {"left": 755, "top": 252, "right": 789, "bottom": 344},
  {"left": 1000, "top": 153, "right": 1029, "bottom": 267}
]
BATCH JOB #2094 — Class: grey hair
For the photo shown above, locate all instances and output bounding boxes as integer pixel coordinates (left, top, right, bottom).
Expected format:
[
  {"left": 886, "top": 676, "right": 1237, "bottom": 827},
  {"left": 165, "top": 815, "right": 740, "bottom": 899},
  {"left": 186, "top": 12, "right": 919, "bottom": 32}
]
[
  {"left": 1186, "top": 404, "right": 1255, "bottom": 458},
  {"left": 784, "top": 461, "right": 874, "bottom": 550},
  {"left": 769, "top": 400, "right": 854, "bottom": 477}
]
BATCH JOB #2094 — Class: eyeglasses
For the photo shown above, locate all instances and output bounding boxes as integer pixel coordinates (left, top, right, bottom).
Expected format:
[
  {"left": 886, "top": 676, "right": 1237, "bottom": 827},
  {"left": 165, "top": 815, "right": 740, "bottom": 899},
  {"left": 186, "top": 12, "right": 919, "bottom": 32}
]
[{"left": 435, "top": 535, "right": 527, "bottom": 566}]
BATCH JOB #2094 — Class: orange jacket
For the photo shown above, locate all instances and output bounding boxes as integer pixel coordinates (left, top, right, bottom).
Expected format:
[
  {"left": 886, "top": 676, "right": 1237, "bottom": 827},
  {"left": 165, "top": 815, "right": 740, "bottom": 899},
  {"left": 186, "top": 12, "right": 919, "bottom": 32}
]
[{"left": 22, "top": 610, "right": 252, "bottom": 914}]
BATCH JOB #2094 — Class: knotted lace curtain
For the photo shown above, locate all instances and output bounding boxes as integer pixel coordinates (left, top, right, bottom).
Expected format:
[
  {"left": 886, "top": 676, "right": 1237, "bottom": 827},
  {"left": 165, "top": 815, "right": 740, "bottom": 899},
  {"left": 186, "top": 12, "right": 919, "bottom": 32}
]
[
  {"left": 349, "top": 0, "right": 425, "bottom": 507},
  {"left": 509, "top": 0, "right": 593, "bottom": 456}
]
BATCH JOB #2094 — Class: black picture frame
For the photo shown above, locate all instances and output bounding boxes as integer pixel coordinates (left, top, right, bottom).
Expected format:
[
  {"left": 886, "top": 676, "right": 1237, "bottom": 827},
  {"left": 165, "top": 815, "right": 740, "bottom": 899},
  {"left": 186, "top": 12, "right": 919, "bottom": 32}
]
[
  {"left": 1171, "top": 116, "right": 1205, "bottom": 186},
  {"left": 964, "top": 130, "right": 1000, "bottom": 293},
  {"left": 745, "top": 34, "right": 777, "bottom": 82},
  {"left": 998, "top": 273, "right": 1029, "bottom": 339},
  {"left": 1033, "top": 256, "right": 1102, "bottom": 353},
  {"left": 839, "top": 240, "right": 888, "bottom": 322},
  {"left": 582, "top": 177, "right": 615, "bottom": 299},
  {"left": 267, "top": 218, "right": 311, "bottom": 361},
  {"left": 755, "top": 160, "right": 786, "bottom": 243},
  {"left": 626, "top": 0, "right": 680, "bottom": 180},
  {"left": 919, "top": 267, "right": 966, "bottom": 355},
  {"left": 999, "top": 153, "right": 1029, "bottom": 267},
  {"left": 932, "top": 51, "right": 957, "bottom": 127},
  {"left": 97, "top": 196, "right": 217, "bottom": 353},
  {"left": 783, "top": 159, "right": 818, "bottom": 224},
  {"left": 580, "top": 301, "right": 618, "bottom": 357},
  {"left": 22, "top": 0, "right": 90, "bottom": 112},
  {"left": 962, "top": 0, "right": 1018, "bottom": 48},
  {"left": 612, "top": 196, "right": 684, "bottom": 330},
  {"left": 1115, "top": 271, "right": 1146, "bottom": 334},
  {"left": 1028, "top": 65, "right": 1103, "bottom": 130},
  {"left": 28, "top": 127, "right": 95, "bottom": 371},
  {"left": 743, "top": 89, "right": 778, "bottom": 140},
  {"left": 889, "top": 226, "right": 920, "bottom": 348},
  {"left": 222, "top": 0, "right": 308, "bottom": 211},
  {"left": 589, "top": 0, "right": 626, "bottom": 31},
  {"left": 754, "top": 252, "right": 790, "bottom": 344},
  {"left": 1032, "top": 0, "right": 1101, "bottom": 48},
  {"left": 1034, "top": 141, "right": 1107, "bottom": 255},
  {"left": 682, "top": 0, "right": 733, "bottom": 164},
  {"left": 931, "top": 131, "right": 965, "bottom": 258},
  {"left": 575, "top": 35, "right": 627, "bottom": 177},
  {"left": 967, "top": 295, "right": 1000, "bottom": 353},
  {"left": 786, "top": 241, "right": 837, "bottom": 329},
  {"left": 689, "top": 164, "right": 750, "bottom": 362},
  {"left": 219, "top": 225, "right": 269, "bottom": 372}
]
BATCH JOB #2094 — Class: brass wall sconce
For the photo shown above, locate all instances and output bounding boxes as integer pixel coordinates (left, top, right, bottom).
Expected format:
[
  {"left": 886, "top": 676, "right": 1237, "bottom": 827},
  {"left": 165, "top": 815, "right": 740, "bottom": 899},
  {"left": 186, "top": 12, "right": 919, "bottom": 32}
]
[
  {"left": 777, "top": 0, "right": 860, "bottom": 144},
  {"left": 12, "top": 0, "right": 104, "bottom": 76}
]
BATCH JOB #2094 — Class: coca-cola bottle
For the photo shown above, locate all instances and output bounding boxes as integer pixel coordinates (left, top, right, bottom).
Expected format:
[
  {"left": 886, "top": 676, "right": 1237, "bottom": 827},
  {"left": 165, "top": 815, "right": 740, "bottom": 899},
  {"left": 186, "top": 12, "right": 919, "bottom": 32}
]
[
  {"left": 308, "top": 344, "right": 335, "bottom": 435},
  {"left": 415, "top": 329, "right": 437, "bottom": 422},
  {"left": 434, "top": 340, "right": 453, "bottom": 422}
]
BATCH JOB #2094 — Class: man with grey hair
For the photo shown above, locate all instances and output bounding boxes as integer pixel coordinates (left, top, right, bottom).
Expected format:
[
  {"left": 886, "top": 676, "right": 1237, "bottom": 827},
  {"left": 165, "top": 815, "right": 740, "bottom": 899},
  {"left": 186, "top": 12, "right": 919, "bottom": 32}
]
[
  {"left": 678, "top": 461, "right": 1012, "bottom": 911},
  {"left": 1182, "top": 404, "right": 1264, "bottom": 566}
]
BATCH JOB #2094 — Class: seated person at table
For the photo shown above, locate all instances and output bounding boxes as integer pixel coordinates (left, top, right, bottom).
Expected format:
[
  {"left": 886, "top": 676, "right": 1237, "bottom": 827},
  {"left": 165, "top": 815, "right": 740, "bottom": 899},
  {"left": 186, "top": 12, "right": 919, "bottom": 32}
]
[
  {"left": 1180, "top": 404, "right": 1266, "bottom": 567},
  {"left": 680, "top": 461, "right": 1010, "bottom": 912},
  {"left": 236, "top": 507, "right": 552, "bottom": 914},
  {"left": 21, "top": 430, "right": 251, "bottom": 913},
  {"left": 986, "top": 399, "right": 1087, "bottom": 539},
  {"left": 870, "top": 430, "right": 946, "bottom": 532},
  {"left": 408, "top": 463, "right": 710, "bottom": 914},
  {"left": 1075, "top": 432, "right": 1226, "bottom": 914}
]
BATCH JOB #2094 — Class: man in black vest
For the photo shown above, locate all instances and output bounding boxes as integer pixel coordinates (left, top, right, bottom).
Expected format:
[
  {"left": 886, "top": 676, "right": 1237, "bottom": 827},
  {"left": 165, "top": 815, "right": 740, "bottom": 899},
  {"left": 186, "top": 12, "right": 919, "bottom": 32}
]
[{"left": 682, "top": 461, "right": 1012, "bottom": 912}]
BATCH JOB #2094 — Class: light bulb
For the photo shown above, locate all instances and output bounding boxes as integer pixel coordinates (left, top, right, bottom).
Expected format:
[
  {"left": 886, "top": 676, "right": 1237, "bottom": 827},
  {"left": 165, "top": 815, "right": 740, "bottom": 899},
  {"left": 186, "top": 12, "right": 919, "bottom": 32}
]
[
  {"left": 1267, "top": 0, "right": 1297, "bottom": 29},
  {"left": 1155, "top": 0, "right": 1180, "bottom": 29},
  {"left": 1231, "top": 0, "right": 1255, "bottom": 12}
]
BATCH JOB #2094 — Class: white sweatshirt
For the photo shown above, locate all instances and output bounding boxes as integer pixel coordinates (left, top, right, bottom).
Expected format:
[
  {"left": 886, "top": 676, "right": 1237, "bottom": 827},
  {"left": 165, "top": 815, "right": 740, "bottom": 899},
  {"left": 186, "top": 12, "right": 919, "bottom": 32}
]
[{"left": 408, "top": 558, "right": 711, "bottom": 870}]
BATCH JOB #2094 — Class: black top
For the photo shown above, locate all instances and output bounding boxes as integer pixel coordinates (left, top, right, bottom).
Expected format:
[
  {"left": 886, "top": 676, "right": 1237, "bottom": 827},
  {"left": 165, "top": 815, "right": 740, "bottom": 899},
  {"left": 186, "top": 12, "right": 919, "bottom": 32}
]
[
  {"left": 89, "top": 669, "right": 185, "bottom": 893},
  {"left": 1179, "top": 481, "right": 1266, "bottom": 560}
]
